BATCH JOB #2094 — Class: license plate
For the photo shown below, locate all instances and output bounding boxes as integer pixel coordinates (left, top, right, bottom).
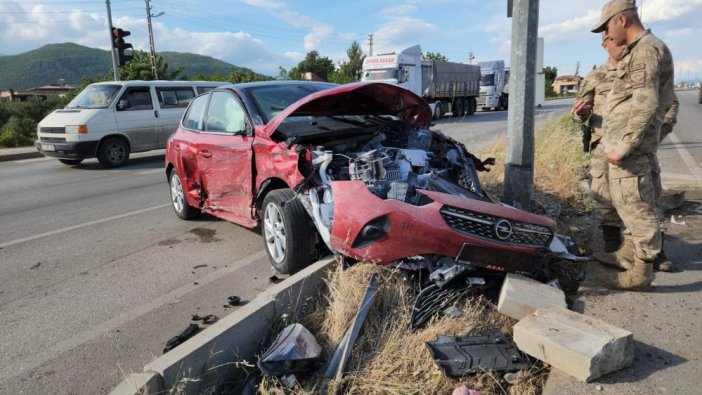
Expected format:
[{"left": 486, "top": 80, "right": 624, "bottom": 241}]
[{"left": 41, "top": 144, "right": 55, "bottom": 152}]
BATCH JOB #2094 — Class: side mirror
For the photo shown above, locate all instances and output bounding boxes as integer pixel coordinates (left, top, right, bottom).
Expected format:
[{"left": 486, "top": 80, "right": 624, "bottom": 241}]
[{"left": 117, "top": 99, "right": 130, "bottom": 110}]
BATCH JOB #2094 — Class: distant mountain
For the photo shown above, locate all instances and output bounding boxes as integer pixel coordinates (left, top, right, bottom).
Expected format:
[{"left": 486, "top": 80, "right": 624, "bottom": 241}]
[{"left": 0, "top": 43, "right": 258, "bottom": 90}]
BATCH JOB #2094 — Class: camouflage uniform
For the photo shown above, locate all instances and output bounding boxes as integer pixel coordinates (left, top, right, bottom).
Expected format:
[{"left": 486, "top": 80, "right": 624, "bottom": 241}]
[
  {"left": 602, "top": 30, "right": 675, "bottom": 262},
  {"left": 575, "top": 62, "right": 621, "bottom": 227}
]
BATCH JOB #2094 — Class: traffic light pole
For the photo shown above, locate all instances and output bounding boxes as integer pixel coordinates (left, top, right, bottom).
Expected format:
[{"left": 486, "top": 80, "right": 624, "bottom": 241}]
[
  {"left": 105, "top": 0, "right": 119, "bottom": 81},
  {"left": 503, "top": 0, "right": 539, "bottom": 209}
]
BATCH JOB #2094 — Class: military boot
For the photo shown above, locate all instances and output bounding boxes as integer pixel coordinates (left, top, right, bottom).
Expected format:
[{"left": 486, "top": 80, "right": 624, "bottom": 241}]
[
  {"left": 601, "top": 225, "right": 622, "bottom": 253},
  {"left": 600, "top": 259, "right": 654, "bottom": 291},
  {"left": 593, "top": 236, "right": 635, "bottom": 270},
  {"left": 653, "top": 250, "right": 678, "bottom": 272}
]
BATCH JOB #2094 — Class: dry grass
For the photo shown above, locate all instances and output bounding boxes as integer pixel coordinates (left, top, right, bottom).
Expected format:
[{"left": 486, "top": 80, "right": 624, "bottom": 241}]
[
  {"left": 259, "top": 263, "right": 547, "bottom": 395},
  {"left": 478, "top": 113, "right": 592, "bottom": 209}
]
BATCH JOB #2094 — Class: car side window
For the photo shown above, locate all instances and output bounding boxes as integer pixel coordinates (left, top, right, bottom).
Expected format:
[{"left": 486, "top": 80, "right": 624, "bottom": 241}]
[
  {"left": 156, "top": 87, "right": 196, "bottom": 108},
  {"left": 182, "top": 94, "right": 209, "bottom": 131},
  {"left": 205, "top": 91, "right": 247, "bottom": 134},
  {"left": 197, "top": 86, "right": 216, "bottom": 95},
  {"left": 117, "top": 87, "right": 153, "bottom": 111}
]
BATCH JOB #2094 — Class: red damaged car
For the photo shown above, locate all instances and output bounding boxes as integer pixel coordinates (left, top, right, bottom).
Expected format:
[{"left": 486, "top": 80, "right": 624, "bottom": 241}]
[{"left": 165, "top": 81, "right": 581, "bottom": 284}]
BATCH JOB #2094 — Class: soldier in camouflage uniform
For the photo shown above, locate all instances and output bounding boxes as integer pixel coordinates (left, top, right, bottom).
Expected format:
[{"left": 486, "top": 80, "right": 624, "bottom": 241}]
[
  {"left": 591, "top": 0, "right": 675, "bottom": 290},
  {"left": 571, "top": 35, "right": 626, "bottom": 253}
]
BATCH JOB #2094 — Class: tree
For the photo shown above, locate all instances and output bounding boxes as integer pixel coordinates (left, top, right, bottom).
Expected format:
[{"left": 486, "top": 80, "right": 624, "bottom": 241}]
[
  {"left": 544, "top": 66, "right": 558, "bottom": 98},
  {"left": 118, "top": 51, "right": 184, "bottom": 81},
  {"left": 423, "top": 52, "right": 448, "bottom": 62},
  {"left": 331, "top": 41, "right": 366, "bottom": 84},
  {"left": 291, "top": 50, "right": 335, "bottom": 81}
]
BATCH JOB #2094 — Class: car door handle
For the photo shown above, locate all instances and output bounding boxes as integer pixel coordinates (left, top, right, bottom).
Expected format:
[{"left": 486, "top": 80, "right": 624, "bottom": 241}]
[{"left": 199, "top": 150, "right": 212, "bottom": 158}]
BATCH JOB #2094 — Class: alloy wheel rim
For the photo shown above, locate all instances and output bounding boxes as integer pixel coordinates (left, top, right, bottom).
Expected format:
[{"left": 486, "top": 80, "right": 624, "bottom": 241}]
[
  {"left": 170, "top": 173, "right": 184, "bottom": 213},
  {"left": 107, "top": 144, "right": 125, "bottom": 163},
  {"left": 264, "top": 204, "right": 286, "bottom": 264}
]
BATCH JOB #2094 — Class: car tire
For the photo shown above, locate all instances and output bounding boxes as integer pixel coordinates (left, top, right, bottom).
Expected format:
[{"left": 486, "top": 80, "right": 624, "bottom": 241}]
[
  {"left": 169, "top": 169, "right": 200, "bottom": 220},
  {"left": 97, "top": 137, "right": 130, "bottom": 168},
  {"left": 433, "top": 103, "right": 442, "bottom": 120},
  {"left": 58, "top": 159, "right": 83, "bottom": 165},
  {"left": 261, "top": 189, "right": 314, "bottom": 275},
  {"left": 454, "top": 99, "right": 465, "bottom": 117},
  {"left": 467, "top": 97, "right": 477, "bottom": 115}
]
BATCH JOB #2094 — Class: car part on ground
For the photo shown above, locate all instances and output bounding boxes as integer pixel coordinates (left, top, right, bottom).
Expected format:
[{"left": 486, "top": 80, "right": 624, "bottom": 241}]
[
  {"left": 410, "top": 282, "right": 468, "bottom": 332},
  {"left": 257, "top": 323, "right": 322, "bottom": 376},
  {"left": 426, "top": 330, "right": 530, "bottom": 376},
  {"left": 163, "top": 323, "right": 200, "bottom": 354}
]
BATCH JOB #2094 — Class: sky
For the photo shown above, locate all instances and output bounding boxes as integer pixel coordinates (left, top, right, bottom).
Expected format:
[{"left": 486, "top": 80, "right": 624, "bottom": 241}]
[{"left": 0, "top": 0, "right": 701, "bottom": 82}]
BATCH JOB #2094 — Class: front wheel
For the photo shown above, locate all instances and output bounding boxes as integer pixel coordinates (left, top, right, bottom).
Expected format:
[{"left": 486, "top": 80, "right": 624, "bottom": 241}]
[
  {"left": 97, "top": 137, "right": 130, "bottom": 168},
  {"left": 58, "top": 159, "right": 83, "bottom": 166},
  {"left": 169, "top": 169, "right": 200, "bottom": 220},
  {"left": 261, "top": 189, "right": 315, "bottom": 275}
]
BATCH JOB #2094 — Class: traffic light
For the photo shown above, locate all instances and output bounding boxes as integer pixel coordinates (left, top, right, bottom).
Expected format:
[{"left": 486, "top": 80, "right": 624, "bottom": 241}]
[{"left": 113, "top": 27, "right": 133, "bottom": 66}]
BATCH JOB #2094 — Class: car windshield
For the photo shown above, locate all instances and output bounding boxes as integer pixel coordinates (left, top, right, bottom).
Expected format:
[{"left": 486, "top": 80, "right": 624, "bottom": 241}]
[
  {"left": 245, "top": 83, "right": 334, "bottom": 123},
  {"left": 67, "top": 84, "right": 121, "bottom": 109},
  {"left": 480, "top": 73, "right": 495, "bottom": 87}
]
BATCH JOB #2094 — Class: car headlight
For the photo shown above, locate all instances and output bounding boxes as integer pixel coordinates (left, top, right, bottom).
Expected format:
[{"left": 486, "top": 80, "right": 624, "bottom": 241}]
[{"left": 65, "top": 125, "right": 88, "bottom": 134}]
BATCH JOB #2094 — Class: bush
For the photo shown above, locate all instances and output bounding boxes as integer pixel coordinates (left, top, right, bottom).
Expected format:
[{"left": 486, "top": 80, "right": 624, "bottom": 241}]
[{"left": 0, "top": 116, "right": 36, "bottom": 147}]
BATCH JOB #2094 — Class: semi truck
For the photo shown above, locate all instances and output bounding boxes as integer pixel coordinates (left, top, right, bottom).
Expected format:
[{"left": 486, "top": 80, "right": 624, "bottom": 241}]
[
  {"left": 477, "top": 60, "right": 509, "bottom": 111},
  {"left": 361, "top": 45, "right": 480, "bottom": 119}
]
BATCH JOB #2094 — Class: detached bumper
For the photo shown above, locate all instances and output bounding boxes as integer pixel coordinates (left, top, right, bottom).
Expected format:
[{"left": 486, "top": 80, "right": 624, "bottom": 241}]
[{"left": 34, "top": 140, "right": 98, "bottom": 159}]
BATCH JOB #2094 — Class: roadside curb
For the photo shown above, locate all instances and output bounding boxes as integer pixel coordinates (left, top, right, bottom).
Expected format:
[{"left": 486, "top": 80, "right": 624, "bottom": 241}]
[
  {"left": 110, "top": 257, "right": 336, "bottom": 395},
  {"left": 0, "top": 148, "right": 42, "bottom": 162}
]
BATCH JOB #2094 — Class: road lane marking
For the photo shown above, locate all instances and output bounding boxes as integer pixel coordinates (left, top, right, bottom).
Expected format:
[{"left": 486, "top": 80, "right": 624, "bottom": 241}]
[
  {"left": 11, "top": 157, "right": 52, "bottom": 164},
  {"left": 0, "top": 203, "right": 171, "bottom": 249},
  {"left": 0, "top": 250, "right": 268, "bottom": 381},
  {"left": 668, "top": 133, "right": 702, "bottom": 176},
  {"left": 135, "top": 168, "right": 165, "bottom": 175}
]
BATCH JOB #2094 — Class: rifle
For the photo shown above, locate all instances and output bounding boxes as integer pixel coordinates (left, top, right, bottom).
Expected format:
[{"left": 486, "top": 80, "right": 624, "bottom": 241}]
[{"left": 581, "top": 124, "right": 592, "bottom": 153}]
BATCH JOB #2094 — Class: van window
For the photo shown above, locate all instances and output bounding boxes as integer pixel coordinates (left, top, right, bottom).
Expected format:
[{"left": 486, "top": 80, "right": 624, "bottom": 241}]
[
  {"left": 197, "top": 86, "right": 217, "bottom": 95},
  {"left": 118, "top": 87, "right": 153, "bottom": 111},
  {"left": 67, "top": 84, "right": 121, "bottom": 109},
  {"left": 205, "top": 91, "right": 247, "bottom": 134},
  {"left": 182, "top": 94, "right": 209, "bottom": 131},
  {"left": 156, "top": 87, "right": 196, "bottom": 108}
]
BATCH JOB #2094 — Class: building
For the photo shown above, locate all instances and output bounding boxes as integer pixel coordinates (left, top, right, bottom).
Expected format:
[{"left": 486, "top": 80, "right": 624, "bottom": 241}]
[
  {"left": 553, "top": 75, "right": 583, "bottom": 96},
  {"left": 1, "top": 80, "right": 75, "bottom": 102}
]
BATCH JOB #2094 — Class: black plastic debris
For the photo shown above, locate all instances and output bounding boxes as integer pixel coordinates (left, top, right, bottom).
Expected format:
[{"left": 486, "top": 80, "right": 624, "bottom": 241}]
[
  {"left": 191, "top": 314, "right": 218, "bottom": 324},
  {"left": 426, "top": 330, "right": 530, "bottom": 376},
  {"left": 411, "top": 282, "right": 467, "bottom": 331},
  {"left": 269, "top": 275, "right": 283, "bottom": 284},
  {"left": 325, "top": 273, "right": 379, "bottom": 381},
  {"left": 163, "top": 324, "right": 200, "bottom": 353},
  {"left": 258, "top": 323, "right": 322, "bottom": 376},
  {"left": 228, "top": 296, "right": 242, "bottom": 306}
]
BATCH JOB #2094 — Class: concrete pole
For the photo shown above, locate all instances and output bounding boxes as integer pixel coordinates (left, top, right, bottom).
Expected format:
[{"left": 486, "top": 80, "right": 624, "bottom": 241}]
[
  {"left": 146, "top": 0, "right": 159, "bottom": 79},
  {"left": 503, "top": 0, "right": 539, "bottom": 209},
  {"left": 106, "top": 0, "right": 119, "bottom": 81}
]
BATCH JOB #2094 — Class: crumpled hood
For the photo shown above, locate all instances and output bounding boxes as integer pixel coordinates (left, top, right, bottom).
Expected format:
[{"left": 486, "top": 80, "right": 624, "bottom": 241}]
[{"left": 263, "top": 81, "right": 432, "bottom": 136}]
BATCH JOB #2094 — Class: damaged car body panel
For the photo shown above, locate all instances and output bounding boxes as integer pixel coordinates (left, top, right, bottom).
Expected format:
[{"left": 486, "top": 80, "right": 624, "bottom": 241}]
[{"left": 166, "top": 80, "right": 579, "bottom": 278}]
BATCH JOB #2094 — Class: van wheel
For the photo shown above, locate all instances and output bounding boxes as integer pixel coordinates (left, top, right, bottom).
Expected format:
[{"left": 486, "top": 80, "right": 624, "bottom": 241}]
[
  {"left": 98, "top": 137, "right": 129, "bottom": 168},
  {"left": 59, "top": 159, "right": 83, "bottom": 165},
  {"left": 261, "top": 189, "right": 314, "bottom": 275},
  {"left": 169, "top": 169, "right": 199, "bottom": 220}
]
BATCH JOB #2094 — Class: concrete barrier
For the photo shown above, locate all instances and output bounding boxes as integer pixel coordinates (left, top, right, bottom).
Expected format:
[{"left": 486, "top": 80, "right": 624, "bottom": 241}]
[{"left": 110, "top": 257, "right": 336, "bottom": 395}]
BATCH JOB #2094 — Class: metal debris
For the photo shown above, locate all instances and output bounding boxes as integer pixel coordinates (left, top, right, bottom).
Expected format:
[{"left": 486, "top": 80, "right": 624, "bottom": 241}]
[{"left": 258, "top": 323, "right": 322, "bottom": 376}]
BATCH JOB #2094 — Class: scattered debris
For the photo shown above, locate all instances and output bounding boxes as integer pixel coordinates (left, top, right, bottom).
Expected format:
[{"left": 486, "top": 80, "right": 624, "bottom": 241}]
[
  {"left": 452, "top": 385, "right": 481, "bottom": 395},
  {"left": 426, "top": 330, "right": 530, "bottom": 376},
  {"left": 503, "top": 372, "right": 524, "bottom": 385},
  {"left": 192, "top": 264, "right": 208, "bottom": 269},
  {"left": 269, "top": 275, "right": 283, "bottom": 284},
  {"left": 223, "top": 304, "right": 231, "bottom": 309},
  {"left": 280, "top": 374, "right": 299, "bottom": 389},
  {"left": 596, "top": 385, "right": 604, "bottom": 391},
  {"left": 258, "top": 323, "right": 322, "bottom": 376},
  {"left": 514, "top": 306, "right": 634, "bottom": 382},
  {"left": 163, "top": 324, "right": 200, "bottom": 353},
  {"left": 411, "top": 282, "right": 467, "bottom": 331},
  {"left": 671, "top": 215, "right": 686, "bottom": 225},
  {"left": 569, "top": 226, "right": 582, "bottom": 233},
  {"left": 443, "top": 306, "right": 462, "bottom": 319},
  {"left": 191, "top": 314, "right": 218, "bottom": 324},
  {"left": 228, "top": 296, "right": 241, "bottom": 306},
  {"left": 497, "top": 273, "right": 567, "bottom": 320},
  {"left": 30, "top": 262, "right": 41, "bottom": 270},
  {"left": 325, "top": 274, "right": 379, "bottom": 381}
]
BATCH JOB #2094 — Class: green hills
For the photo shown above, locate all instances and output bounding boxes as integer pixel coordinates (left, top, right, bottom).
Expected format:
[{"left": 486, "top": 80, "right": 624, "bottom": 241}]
[{"left": 0, "top": 43, "right": 257, "bottom": 90}]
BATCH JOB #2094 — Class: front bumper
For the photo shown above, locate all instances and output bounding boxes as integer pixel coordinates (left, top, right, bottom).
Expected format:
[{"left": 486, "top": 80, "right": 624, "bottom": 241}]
[
  {"left": 34, "top": 140, "right": 99, "bottom": 159},
  {"left": 329, "top": 181, "right": 556, "bottom": 274}
]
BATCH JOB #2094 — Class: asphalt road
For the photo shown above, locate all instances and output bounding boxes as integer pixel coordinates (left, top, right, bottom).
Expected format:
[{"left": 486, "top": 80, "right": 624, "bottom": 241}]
[{"left": 0, "top": 99, "right": 572, "bottom": 394}]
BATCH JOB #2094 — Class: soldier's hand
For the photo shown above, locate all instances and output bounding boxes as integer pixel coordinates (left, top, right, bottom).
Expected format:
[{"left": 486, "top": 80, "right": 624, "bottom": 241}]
[
  {"left": 571, "top": 100, "right": 592, "bottom": 120},
  {"left": 607, "top": 150, "right": 625, "bottom": 165}
]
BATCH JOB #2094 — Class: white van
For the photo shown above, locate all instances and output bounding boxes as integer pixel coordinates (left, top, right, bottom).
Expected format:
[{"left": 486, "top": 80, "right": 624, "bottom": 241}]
[{"left": 35, "top": 80, "right": 223, "bottom": 167}]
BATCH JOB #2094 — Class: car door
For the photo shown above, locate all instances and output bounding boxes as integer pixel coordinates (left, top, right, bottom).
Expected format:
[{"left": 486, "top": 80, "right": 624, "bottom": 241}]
[
  {"left": 114, "top": 86, "right": 158, "bottom": 150},
  {"left": 155, "top": 86, "right": 197, "bottom": 147},
  {"left": 173, "top": 93, "right": 209, "bottom": 202},
  {"left": 197, "top": 90, "right": 255, "bottom": 220}
]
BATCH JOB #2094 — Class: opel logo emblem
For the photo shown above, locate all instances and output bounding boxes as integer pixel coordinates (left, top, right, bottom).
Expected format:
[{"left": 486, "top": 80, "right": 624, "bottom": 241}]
[{"left": 495, "top": 219, "right": 513, "bottom": 240}]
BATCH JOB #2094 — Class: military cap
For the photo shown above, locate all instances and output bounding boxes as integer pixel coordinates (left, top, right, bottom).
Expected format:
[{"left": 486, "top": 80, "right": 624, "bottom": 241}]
[{"left": 591, "top": 0, "right": 637, "bottom": 33}]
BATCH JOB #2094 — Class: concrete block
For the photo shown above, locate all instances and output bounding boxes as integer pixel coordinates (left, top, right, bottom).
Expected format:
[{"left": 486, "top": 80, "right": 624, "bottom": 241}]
[
  {"left": 497, "top": 273, "right": 567, "bottom": 320},
  {"left": 514, "top": 306, "right": 634, "bottom": 382},
  {"left": 109, "top": 373, "right": 163, "bottom": 395}
]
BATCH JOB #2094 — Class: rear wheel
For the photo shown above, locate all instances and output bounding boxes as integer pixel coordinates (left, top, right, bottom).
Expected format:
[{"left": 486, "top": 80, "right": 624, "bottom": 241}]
[
  {"left": 97, "top": 137, "right": 129, "bottom": 168},
  {"left": 433, "top": 102, "right": 442, "bottom": 120},
  {"left": 58, "top": 159, "right": 83, "bottom": 166},
  {"left": 169, "top": 169, "right": 200, "bottom": 220},
  {"left": 453, "top": 99, "right": 465, "bottom": 117},
  {"left": 262, "top": 189, "right": 315, "bottom": 275},
  {"left": 467, "top": 97, "right": 477, "bottom": 115}
]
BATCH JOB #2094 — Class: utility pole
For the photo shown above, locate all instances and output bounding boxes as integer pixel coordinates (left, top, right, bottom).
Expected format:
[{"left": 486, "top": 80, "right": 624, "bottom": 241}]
[
  {"left": 106, "top": 0, "right": 119, "bottom": 81},
  {"left": 368, "top": 34, "right": 374, "bottom": 56},
  {"left": 503, "top": 0, "right": 539, "bottom": 209},
  {"left": 145, "top": 0, "right": 162, "bottom": 79}
]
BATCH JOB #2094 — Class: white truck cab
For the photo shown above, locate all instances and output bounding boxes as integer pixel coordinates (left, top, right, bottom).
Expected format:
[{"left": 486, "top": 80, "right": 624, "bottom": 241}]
[{"left": 35, "top": 80, "right": 222, "bottom": 167}]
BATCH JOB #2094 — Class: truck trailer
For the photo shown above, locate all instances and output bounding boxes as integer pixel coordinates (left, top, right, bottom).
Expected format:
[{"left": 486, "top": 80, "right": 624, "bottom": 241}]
[{"left": 362, "top": 45, "right": 480, "bottom": 119}]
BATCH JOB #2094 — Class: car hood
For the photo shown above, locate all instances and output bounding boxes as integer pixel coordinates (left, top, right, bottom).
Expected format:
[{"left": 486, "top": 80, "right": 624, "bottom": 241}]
[{"left": 263, "top": 82, "right": 432, "bottom": 136}]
